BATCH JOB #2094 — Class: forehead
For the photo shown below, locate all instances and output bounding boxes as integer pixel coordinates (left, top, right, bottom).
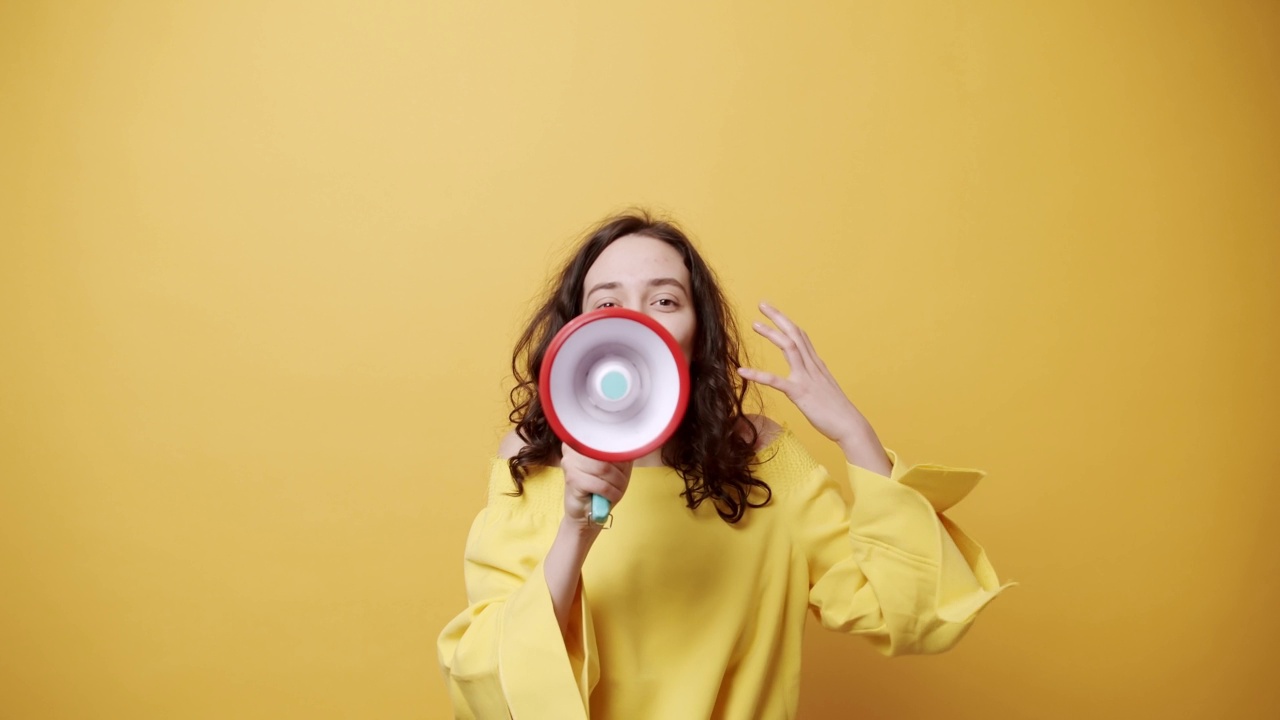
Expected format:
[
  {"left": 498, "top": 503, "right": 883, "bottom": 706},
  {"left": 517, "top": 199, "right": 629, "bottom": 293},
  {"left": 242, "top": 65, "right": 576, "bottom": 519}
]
[{"left": 584, "top": 234, "right": 689, "bottom": 285}]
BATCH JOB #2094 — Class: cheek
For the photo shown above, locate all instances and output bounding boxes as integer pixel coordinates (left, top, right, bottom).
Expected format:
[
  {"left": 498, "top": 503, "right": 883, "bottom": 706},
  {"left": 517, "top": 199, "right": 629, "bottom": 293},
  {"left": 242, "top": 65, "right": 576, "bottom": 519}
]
[
  {"left": 677, "top": 316, "right": 697, "bottom": 358},
  {"left": 653, "top": 312, "right": 696, "bottom": 359}
]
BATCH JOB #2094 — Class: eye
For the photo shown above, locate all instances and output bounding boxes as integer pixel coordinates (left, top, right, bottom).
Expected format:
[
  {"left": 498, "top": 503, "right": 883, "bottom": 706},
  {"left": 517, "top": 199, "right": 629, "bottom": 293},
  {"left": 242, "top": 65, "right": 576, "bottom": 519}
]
[
  {"left": 597, "top": 301, "right": 618, "bottom": 309},
  {"left": 654, "top": 298, "right": 678, "bottom": 308}
]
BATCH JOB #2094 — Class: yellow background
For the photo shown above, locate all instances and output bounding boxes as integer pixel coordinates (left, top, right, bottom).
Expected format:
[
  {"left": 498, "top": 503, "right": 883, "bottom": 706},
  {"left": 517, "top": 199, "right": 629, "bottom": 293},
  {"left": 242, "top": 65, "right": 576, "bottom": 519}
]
[{"left": 2, "top": 1, "right": 1277, "bottom": 718}]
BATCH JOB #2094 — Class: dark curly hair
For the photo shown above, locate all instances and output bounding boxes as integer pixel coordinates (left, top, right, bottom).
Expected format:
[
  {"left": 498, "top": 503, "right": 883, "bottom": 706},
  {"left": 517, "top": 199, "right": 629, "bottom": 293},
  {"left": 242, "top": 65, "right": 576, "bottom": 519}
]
[{"left": 506, "top": 210, "right": 772, "bottom": 523}]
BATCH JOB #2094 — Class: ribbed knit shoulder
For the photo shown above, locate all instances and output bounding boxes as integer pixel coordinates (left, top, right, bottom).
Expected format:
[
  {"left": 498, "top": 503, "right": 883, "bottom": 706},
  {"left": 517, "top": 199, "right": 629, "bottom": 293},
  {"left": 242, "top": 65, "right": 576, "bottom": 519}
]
[
  {"left": 750, "top": 428, "right": 826, "bottom": 495},
  {"left": 485, "top": 458, "right": 564, "bottom": 518},
  {"left": 482, "top": 429, "right": 826, "bottom": 518}
]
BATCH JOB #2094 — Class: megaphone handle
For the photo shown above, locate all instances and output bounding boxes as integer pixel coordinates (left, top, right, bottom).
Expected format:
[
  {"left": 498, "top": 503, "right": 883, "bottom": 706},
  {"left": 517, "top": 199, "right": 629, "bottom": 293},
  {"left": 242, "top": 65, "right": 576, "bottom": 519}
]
[{"left": 590, "top": 494, "right": 612, "bottom": 525}]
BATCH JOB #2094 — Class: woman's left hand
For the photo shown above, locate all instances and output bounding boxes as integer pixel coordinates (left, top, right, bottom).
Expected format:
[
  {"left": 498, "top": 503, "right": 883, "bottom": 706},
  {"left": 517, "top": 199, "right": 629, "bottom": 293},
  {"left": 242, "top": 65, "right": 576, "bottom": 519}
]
[{"left": 737, "top": 302, "right": 889, "bottom": 473}]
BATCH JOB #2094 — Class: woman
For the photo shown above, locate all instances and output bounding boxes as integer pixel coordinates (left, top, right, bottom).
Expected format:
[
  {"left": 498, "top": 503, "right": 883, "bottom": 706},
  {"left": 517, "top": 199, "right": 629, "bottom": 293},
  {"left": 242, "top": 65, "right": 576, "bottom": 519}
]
[{"left": 437, "top": 211, "right": 1011, "bottom": 719}]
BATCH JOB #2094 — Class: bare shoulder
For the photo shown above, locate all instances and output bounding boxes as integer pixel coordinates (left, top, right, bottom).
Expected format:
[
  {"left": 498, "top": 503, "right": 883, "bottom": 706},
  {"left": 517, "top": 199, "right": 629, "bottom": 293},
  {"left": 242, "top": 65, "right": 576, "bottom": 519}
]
[
  {"left": 497, "top": 428, "right": 526, "bottom": 459},
  {"left": 742, "top": 413, "right": 784, "bottom": 450}
]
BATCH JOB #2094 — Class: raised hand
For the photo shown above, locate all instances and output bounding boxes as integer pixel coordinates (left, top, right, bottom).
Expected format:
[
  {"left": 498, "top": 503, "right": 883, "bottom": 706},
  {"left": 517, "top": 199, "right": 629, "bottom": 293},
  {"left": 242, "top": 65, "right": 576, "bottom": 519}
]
[{"left": 737, "top": 302, "right": 890, "bottom": 474}]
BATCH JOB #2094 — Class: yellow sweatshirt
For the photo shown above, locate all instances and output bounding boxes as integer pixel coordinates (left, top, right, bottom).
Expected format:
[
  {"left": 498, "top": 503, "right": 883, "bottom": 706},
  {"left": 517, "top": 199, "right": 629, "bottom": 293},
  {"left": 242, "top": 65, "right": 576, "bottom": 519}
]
[{"left": 437, "top": 429, "right": 1012, "bottom": 719}]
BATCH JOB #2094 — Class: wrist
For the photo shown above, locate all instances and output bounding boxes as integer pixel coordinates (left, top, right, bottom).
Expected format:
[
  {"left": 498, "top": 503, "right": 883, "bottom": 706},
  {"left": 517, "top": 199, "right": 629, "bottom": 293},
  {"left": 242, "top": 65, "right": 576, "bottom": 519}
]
[
  {"left": 559, "top": 516, "right": 602, "bottom": 547},
  {"left": 837, "top": 423, "right": 892, "bottom": 476},
  {"left": 832, "top": 410, "right": 872, "bottom": 450}
]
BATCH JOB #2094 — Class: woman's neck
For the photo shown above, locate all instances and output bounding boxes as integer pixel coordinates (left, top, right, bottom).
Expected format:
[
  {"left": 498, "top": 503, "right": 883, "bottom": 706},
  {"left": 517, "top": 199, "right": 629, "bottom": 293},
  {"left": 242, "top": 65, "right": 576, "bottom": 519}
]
[{"left": 631, "top": 446, "right": 668, "bottom": 467}]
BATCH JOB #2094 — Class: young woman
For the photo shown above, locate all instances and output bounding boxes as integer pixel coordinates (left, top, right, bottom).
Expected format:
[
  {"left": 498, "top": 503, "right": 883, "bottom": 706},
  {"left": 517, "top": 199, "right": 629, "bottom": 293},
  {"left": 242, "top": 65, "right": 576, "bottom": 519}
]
[{"left": 438, "top": 211, "right": 1011, "bottom": 719}]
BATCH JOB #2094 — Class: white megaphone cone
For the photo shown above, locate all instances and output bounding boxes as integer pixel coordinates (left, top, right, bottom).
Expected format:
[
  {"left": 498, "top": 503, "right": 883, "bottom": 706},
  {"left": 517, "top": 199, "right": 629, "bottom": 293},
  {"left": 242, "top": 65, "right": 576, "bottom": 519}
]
[{"left": 539, "top": 308, "right": 691, "bottom": 524}]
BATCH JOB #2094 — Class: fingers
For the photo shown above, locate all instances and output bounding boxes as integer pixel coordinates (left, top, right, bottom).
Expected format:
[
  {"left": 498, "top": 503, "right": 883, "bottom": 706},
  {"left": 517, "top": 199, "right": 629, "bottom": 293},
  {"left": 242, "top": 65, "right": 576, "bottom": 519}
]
[
  {"left": 561, "top": 443, "right": 631, "bottom": 504},
  {"left": 758, "top": 301, "right": 799, "bottom": 335},
  {"left": 572, "top": 473, "right": 626, "bottom": 504},
  {"left": 737, "top": 366, "right": 792, "bottom": 394},
  {"left": 561, "top": 443, "right": 611, "bottom": 475},
  {"left": 750, "top": 319, "right": 810, "bottom": 374},
  {"left": 756, "top": 302, "right": 821, "bottom": 373}
]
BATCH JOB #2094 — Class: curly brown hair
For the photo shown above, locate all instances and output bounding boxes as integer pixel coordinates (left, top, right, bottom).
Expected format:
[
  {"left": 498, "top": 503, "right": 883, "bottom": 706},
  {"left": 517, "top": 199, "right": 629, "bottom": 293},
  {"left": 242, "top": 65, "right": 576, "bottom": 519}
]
[{"left": 506, "top": 210, "right": 772, "bottom": 523}]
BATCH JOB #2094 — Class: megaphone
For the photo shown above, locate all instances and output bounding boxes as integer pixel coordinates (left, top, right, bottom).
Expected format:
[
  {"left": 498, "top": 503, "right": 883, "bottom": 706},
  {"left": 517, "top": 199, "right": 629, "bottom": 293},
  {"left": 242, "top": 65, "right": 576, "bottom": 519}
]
[{"left": 539, "top": 307, "right": 691, "bottom": 524}]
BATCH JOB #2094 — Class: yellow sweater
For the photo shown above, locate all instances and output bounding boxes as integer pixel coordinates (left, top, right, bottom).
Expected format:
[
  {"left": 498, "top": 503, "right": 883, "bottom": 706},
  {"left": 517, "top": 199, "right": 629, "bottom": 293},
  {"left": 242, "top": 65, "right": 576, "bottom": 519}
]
[{"left": 437, "top": 430, "right": 1012, "bottom": 719}]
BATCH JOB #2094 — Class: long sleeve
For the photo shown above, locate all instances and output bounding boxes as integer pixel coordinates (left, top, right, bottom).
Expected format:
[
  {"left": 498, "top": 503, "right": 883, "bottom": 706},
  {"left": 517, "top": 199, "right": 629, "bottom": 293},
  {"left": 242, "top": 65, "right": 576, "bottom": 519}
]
[
  {"left": 437, "top": 463, "right": 599, "bottom": 719},
  {"left": 796, "top": 448, "right": 1014, "bottom": 657}
]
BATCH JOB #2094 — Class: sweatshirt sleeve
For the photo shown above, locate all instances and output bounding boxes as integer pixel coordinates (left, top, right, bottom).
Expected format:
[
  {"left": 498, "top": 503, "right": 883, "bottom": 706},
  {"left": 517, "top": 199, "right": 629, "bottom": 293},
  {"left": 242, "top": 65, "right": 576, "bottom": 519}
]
[
  {"left": 437, "top": 462, "right": 599, "bottom": 719},
  {"left": 797, "top": 448, "right": 1015, "bottom": 657}
]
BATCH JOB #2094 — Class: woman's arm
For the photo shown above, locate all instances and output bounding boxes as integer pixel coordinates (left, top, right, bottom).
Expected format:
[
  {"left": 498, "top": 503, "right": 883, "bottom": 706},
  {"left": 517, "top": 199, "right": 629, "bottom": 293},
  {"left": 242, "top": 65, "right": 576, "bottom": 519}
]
[
  {"left": 501, "top": 432, "right": 631, "bottom": 636},
  {"left": 548, "top": 445, "right": 630, "bottom": 634},
  {"left": 437, "top": 437, "right": 626, "bottom": 718},
  {"left": 737, "top": 302, "right": 1011, "bottom": 654},
  {"left": 543, "top": 520, "right": 596, "bottom": 636}
]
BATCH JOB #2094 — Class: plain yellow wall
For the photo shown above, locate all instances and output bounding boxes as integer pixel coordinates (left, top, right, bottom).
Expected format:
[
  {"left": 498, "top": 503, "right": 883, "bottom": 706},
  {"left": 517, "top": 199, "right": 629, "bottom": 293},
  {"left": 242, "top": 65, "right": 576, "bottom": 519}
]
[{"left": 2, "top": 1, "right": 1277, "bottom": 718}]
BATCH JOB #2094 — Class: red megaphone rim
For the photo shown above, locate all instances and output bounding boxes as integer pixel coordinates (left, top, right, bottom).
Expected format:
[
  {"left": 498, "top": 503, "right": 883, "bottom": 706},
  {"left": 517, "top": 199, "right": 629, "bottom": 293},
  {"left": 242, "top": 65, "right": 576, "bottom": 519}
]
[{"left": 538, "top": 307, "right": 691, "bottom": 462}]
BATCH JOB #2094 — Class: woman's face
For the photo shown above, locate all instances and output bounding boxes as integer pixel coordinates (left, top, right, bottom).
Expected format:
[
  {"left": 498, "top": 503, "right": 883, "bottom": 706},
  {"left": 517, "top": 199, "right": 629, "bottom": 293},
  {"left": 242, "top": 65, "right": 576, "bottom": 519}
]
[{"left": 581, "top": 233, "right": 697, "bottom": 359}]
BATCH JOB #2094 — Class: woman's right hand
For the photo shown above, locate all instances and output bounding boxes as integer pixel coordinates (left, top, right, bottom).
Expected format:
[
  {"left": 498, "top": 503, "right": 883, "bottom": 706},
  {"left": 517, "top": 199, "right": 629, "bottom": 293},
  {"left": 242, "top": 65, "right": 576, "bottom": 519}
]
[{"left": 560, "top": 443, "right": 632, "bottom": 531}]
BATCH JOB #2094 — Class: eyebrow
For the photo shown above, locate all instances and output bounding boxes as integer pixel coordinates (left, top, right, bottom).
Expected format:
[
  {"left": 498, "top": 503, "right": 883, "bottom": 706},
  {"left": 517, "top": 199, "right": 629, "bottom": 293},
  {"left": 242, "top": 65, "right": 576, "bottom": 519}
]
[{"left": 586, "top": 277, "right": 689, "bottom": 298}]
